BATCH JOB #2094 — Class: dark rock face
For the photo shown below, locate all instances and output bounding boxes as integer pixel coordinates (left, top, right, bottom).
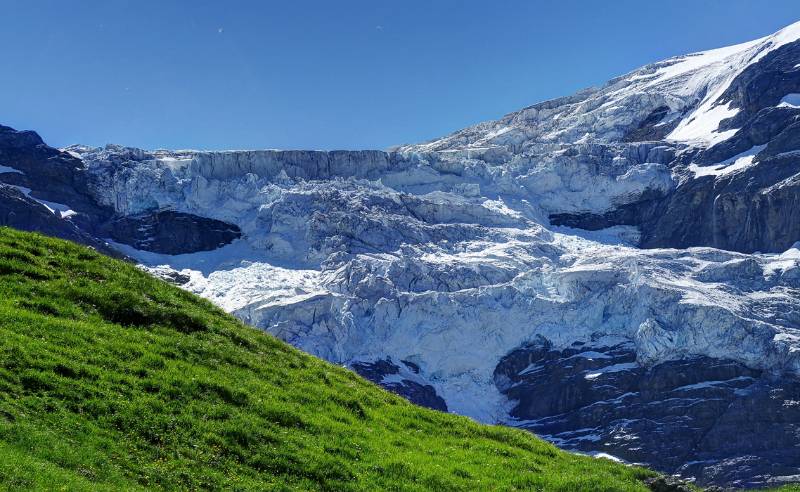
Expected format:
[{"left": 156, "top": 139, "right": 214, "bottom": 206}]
[
  {"left": 549, "top": 188, "right": 665, "bottom": 232},
  {"left": 495, "top": 339, "right": 800, "bottom": 488},
  {"left": 640, "top": 152, "right": 800, "bottom": 253},
  {"left": 351, "top": 359, "right": 448, "bottom": 412},
  {"left": 643, "top": 476, "right": 696, "bottom": 492},
  {"left": 0, "top": 125, "right": 120, "bottom": 252},
  {"left": 0, "top": 125, "right": 103, "bottom": 217},
  {"left": 717, "top": 41, "right": 800, "bottom": 133},
  {"left": 699, "top": 107, "right": 800, "bottom": 165},
  {"left": 103, "top": 210, "right": 241, "bottom": 255},
  {"left": 662, "top": 43, "right": 800, "bottom": 254},
  {"left": 553, "top": 145, "right": 800, "bottom": 253},
  {"left": 642, "top": 42, "right": 800, "bottom": 254},
  {"left": 0, "top": 185, "right": 121, "bottom": 257},
  {"left": 622, "top": 106, "right": 681, "bottom": 143}
]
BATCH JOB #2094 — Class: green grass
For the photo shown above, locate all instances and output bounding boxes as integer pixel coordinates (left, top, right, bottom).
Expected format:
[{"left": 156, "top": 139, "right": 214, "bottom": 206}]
[{"left": 0, "top": 226, "right": 659, "bottom": 491}]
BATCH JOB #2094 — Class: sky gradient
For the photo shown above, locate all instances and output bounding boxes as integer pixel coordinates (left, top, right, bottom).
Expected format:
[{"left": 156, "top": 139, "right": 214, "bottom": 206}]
[{"left": 2, "top": 1, "right": 799, "bottom": 150}]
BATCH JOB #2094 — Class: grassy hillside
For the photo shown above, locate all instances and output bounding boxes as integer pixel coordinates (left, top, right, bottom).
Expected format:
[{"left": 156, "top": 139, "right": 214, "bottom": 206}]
[{"left": 0, "top": 226, "right": 658, "bottom": 490}]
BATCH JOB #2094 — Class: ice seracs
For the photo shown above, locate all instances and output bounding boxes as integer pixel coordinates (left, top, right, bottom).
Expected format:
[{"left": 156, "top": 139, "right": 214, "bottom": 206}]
[{"left": 68, "top": 141, "right": 800, "bottom": 425}]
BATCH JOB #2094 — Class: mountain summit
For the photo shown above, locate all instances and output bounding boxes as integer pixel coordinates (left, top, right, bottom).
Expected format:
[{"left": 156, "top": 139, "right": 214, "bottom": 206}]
[
  {"left": 403, "top": 20, "right": 800, "bottom": 151},
  {"left": 2, "top": 21, "right": 800, "bottom": 488}
]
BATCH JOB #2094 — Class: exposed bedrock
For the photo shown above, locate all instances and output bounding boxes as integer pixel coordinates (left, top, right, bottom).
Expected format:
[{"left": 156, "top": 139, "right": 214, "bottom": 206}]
[
  {"left": 640, "top": 41, "right": 800, "bottom": 253},
  {"left": 716, "top": 40, "right": 800, "bottom": 133},
  {"left": 101, "top": 210, "right": 241, "bottom": 255},
  {"left": 0, "top": 125, "right": 106, "bottom": 220},
  {"left": 621, "top": 105, "right": 682, "bottom": 143},
  {"left": 495, "top": 339, "right": 800, "bottom": 488},
  {"left": 642, "top": 155, "right": 800, "bottom": 253},
  {"left": 351, "top": 359, "right": 448, "bottom": 412},
  {"left": 0, "top": 185, "right": 121, "bottom": 257}
]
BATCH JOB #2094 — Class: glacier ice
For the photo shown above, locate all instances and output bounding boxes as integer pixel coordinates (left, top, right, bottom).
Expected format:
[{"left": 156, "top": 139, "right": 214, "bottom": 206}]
[{"left": 69, "top": 144, "right": 800, "bottom": 422}]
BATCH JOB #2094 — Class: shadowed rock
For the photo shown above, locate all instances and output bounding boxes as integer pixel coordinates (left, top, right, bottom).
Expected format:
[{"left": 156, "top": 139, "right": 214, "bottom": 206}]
[
  {"left": 103, "top": 210, "right": 241, "bottom": 255},
  {"left": 495, "top": 340, "right": 800, "bottom": 488},
  {"left": 351, "top": 359, "right": 448, "bottom": 412}
]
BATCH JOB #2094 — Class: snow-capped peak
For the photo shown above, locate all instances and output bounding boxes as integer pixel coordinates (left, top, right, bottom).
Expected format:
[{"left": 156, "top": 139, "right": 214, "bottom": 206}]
[
  {"left": 399, "top": 21, "right": 800, "bottom": 153},
  {"left": 664, "top": 20, "right": 800, "bottom": 145}
]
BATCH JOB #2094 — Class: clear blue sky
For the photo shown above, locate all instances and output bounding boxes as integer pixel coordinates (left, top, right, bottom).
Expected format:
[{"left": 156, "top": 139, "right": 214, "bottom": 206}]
[{"left": 2, "top": 1, "right": 798, "bottom": 150}]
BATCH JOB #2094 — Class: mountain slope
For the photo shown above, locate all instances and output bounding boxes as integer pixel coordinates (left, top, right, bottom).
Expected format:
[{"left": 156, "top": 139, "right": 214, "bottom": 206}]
[
  {"left": 399, "top": 21, "right": 800, "bottom": 152},
  {"left": 0, "top": 227, "right": 658, "bottom": 490},
  {"left": 2, "top": 21, "right": 800, "bottom": 488}
]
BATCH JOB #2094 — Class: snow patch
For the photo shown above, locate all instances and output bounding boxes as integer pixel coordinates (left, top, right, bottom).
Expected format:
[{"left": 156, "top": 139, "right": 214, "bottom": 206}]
[
  {"left": 665, "top": 21, "right": 800, "bottom": 146},
  {"left": 672, "top": 376, "right": 755, "bottom": 392},
  {"left": 668, "top": 102, "right": 739, "bottom": 145},
  {"left": 584, "top": 362, "right": 639, "bottom": 380},
  {"left": 689, "top": 145, "right": 766, "bottom": 178},
  {"left": 778, "top": 93, "right": 800, "bottom": 108},
  {"left": 591, "top": 452, "right": 625, "bottom": 463},
  {"left": 0, "top": 164, "right": 24, "bottom": 174},
  {"left": 107, "top": 239, "right": 327, "bottom": 314}
]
